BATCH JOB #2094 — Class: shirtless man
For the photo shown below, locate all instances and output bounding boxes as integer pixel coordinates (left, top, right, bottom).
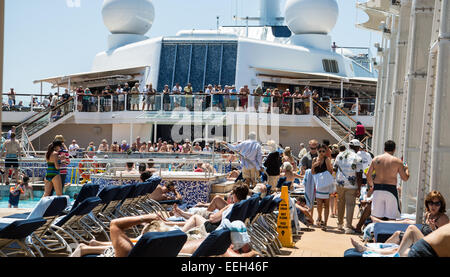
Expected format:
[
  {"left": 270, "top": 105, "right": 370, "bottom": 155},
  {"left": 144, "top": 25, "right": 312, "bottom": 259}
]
[
  {"left": 366, "top": 140, "right": 409, "bottom": 221},
  {"left": 148, "top": 181, "right": 182, "bottom": 202},
  {"left": 1, "top": 133, "right": 21, "bottom": 184}
]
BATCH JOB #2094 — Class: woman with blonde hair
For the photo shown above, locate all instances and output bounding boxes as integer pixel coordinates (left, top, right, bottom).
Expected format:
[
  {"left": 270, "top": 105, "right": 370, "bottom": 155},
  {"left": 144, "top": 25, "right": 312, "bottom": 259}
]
[
  {"left": 282, "top": 147, "right": 298, "bottom": 172},
  {"left": 279, "top": 162, "right": 302, "bottom": 191}
]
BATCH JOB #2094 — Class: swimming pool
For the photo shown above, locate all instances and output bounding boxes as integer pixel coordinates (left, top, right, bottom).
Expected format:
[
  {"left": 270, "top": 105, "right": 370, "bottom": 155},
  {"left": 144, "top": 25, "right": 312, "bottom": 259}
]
[{"left": 0, "top": 198, "right": 41, "bottom": 209}]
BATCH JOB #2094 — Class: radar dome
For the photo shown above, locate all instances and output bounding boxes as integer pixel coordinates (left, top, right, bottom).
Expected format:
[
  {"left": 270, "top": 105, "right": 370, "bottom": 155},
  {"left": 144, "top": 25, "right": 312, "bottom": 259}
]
[
  {"left": 102, "top": 0, "right": 155, "bottom": 35},
  {"left": 284, "top": 0, "right": 339, "bottom": 35}
]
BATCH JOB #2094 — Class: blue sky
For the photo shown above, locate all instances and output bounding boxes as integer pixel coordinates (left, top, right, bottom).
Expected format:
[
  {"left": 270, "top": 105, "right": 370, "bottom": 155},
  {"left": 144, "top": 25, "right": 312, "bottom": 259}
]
[{"left": 3, "top": 0, "right": 380, "bottom": 98}]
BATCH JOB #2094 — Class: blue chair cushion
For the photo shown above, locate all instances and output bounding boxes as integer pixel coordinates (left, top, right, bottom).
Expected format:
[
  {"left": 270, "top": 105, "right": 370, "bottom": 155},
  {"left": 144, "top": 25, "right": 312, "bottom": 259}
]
[
  {"left": 0, "top": 218, "right": 47, "bottom": 239},
  {"left": 56, "top": 197, "right": 101, "bottom": 227},
  {"left": 71, "top": 184, "right": 100, "bottom": 211},
  {"left": 344, "top": 248, "right": 363, "bottom": 257},
  {"left": 128, "top": 230, "right": 187, "bottom": 257},
  {"left": 192, "top": 229, "right": 231, "bottom": 257},
  {"left": 374, "top": 223, "right": 423, "bottom": 243}
]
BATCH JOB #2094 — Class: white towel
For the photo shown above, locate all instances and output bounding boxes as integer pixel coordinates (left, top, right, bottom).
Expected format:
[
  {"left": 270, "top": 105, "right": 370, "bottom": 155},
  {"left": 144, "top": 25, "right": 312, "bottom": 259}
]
[{"left": 219, "top": 219, "right": 250, "bottom": 251}]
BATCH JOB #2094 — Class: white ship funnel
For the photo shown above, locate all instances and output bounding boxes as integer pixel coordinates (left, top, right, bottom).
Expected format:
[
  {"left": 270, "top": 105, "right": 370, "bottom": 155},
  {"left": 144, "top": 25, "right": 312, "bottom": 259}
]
[{"left": 259, "top": 0, "right": 283, "bottom": 26}]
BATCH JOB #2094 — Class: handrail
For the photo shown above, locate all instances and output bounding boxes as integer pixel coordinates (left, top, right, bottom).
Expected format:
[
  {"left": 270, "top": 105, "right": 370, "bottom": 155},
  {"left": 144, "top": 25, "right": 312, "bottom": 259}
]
[
  {"left": 311, "top": 98, "right": 354, "bottom": 135},
  {"left": 16, "top": 98, "right": 74, "bottom": 136},
  {"left": 329, "top": 99, "right": 373, "bottom": 139}
]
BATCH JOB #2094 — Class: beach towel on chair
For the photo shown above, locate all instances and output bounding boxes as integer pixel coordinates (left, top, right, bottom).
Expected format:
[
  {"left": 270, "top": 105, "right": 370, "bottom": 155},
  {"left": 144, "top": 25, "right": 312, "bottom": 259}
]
[
  {"left": 302, "top": 169, "right": 315, "bottom": 210},
  {"left": 220, "top": 219, "right": 250, "bottom": 251}
]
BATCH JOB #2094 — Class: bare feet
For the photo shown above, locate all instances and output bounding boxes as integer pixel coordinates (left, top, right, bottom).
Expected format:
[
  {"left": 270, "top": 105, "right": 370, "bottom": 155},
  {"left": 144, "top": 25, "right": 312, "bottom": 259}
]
[
  {"left": 350, "top": 238, "right": 367, "bottom": 253},
  {"left": 70, "top": 243, "right": 87, "bottom": 257},
  {"left": 172, "top": 204, "right": 182, "bottom": 217}
]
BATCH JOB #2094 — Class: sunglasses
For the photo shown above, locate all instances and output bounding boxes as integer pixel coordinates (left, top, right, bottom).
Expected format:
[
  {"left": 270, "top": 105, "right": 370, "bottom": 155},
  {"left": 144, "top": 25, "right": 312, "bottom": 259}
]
[
  {"left": 428, "top": 201, "right": 441, "bottom": 207},
  {"left": 319, "top": 150, "right": 326, "bottom": 153},
  {"left": 310, "top": 147, "right": 317, "bottom": 150}
]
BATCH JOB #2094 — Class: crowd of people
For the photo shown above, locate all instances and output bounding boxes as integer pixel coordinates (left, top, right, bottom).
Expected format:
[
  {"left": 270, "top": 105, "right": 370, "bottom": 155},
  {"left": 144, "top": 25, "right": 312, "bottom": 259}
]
[{"left": 67, "top": 137, "right": 229, "bottom": 159}]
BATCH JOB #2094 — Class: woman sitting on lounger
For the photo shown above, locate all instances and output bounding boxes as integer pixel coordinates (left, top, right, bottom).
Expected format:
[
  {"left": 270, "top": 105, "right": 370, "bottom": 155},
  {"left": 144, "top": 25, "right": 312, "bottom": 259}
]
[{"left": 369, "top": 190, "right": 449, "bottom": 233}]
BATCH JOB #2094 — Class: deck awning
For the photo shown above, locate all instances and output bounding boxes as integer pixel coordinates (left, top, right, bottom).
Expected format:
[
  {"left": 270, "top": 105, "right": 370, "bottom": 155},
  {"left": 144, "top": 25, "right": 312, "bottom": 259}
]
[
  {"left": 252, "top": 67, "right": 378, "bottom": 94},
  {"left": 33, "top": 66, "right": 148, "bottom": 88},
  {"left": 356, "top": 0, "right": 390, "bottom": 32}
]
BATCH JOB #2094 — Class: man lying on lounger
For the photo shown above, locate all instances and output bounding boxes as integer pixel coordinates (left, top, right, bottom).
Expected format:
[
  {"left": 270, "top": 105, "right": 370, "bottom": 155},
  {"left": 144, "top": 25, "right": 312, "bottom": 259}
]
[
  {"left": 350, "top": 222, "right": 450, "bottom": 257},
  {"left": 149, "top": 181, "right": 182, "bottom": 202},
  {"left": 70, "top": 212, "right": 258, "bottom": 257}
]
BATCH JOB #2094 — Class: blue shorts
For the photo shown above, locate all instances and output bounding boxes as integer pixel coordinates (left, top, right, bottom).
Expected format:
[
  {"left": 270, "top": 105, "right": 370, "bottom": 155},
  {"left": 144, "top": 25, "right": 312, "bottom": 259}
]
[{"left": 408, "top": 239, "right": 438, "bottom": 257}]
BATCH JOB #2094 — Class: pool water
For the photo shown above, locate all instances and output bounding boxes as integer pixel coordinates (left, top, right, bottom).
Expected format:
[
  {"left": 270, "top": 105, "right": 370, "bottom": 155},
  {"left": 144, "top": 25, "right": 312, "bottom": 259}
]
[{"left": 0, "top": 198, "right": 42, "bottom": 209}]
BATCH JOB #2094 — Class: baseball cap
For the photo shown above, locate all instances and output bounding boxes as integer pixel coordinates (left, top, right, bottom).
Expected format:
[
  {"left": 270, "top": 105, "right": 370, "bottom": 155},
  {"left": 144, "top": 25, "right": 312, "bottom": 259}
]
[{"left": 349, "top": 139, "right": 361, "bottom": 147}]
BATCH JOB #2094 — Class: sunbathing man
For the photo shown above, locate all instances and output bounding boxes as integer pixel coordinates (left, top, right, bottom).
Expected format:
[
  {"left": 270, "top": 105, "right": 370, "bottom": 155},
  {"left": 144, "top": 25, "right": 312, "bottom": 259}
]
[
  {"left": 148, "top": 181, "right": 182, "bottom": 202},
  {"left": 350, "top": 223, "right": 450, "bottom": 257},
  {"left": 367, "top": 140, "right": 409, "bottom": 221},
  {"left": 71, "top": 212, "right": 258, "bottom": 257}
]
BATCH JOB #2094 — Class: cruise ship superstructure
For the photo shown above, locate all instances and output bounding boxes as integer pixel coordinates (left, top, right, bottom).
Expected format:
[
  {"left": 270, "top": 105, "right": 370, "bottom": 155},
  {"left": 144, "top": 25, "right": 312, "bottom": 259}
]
[{"left": 6, "top": 0, "right": 379, "bottom": 159}]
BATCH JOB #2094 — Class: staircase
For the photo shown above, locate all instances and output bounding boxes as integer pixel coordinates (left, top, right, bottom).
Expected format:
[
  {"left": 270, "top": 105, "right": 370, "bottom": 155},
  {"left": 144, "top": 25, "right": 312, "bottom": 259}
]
[
  {"left": 312, "top": 99, "right": 373, "bottom": 151},
  {"left": 16, "top": 98, "right": 75, "bottom": 145}
]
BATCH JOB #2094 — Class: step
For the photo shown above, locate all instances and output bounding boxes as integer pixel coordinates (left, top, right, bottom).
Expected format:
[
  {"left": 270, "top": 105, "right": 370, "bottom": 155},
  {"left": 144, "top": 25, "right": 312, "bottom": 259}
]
[{"left": 210, "top": 180, "right": 235, "bottom": 193}]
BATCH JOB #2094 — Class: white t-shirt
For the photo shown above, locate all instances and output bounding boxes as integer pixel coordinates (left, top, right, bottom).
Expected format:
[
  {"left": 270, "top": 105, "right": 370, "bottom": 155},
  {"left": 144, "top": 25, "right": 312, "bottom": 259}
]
[
  {"left": 334, "top": 149, "right": 364, "bottom": 189},
  {"left": 357, "top": 150, "right": 373, "bottom": 179},
  {"left": 50, "top": 96, "right": 58, "bottom": 106},
  {"left": 69, "top": 144, "right": 80, "bottom": 156}
]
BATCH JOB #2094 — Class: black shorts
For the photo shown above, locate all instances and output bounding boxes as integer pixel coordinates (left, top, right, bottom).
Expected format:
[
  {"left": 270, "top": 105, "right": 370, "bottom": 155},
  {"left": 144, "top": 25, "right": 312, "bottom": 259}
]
[
  {"left": 5, "top": 158, "right": 19, "bottom": 169},
  {"left": 408, "top": 239, "right": 438, "bottom": 257},
  {"left": 204, "top": 221, "right": 221, "bottom": 233}
]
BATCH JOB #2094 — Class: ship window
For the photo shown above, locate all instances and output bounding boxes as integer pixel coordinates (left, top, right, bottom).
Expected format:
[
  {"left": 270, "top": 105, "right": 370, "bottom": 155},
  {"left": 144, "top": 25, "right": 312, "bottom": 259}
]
[
  {"left": 158, "top": 41, "right": 238, "bottom": 92},
  {"left": 322, "top": 59, "right": 339, "bottom": 73}
]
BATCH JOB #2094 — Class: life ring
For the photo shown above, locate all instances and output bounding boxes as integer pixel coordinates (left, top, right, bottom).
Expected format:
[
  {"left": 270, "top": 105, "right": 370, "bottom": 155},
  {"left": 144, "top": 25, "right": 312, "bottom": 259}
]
[{"left": 79, "top": 159, "right": 93, "bottom": 183}]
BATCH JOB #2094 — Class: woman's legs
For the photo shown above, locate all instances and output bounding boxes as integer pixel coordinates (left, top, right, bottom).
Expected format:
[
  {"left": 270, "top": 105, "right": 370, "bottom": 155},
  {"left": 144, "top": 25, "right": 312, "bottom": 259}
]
[
  {"left": 397, "top": 225, "right": 424, "bottom": 257},
  {"left": 207, "top": 196, "right": 228, "bottom": 212},
  {"left": 43, "top": 179, "right": 53, "bottom": 197},
  {"left": 316, "top": 199, "right": 323, "bottom": 225},
  {"left": 52, "top": 175, "right": 63, "bottom": 196},
  {"left": 323, "top": 198, "right": 330, "bottom": 227},
  {"left": 180, "top": 214, "right": 207, "bottom": 233},
  {"left": 70, "top": 243, "right": 111, "bottom": 257}
]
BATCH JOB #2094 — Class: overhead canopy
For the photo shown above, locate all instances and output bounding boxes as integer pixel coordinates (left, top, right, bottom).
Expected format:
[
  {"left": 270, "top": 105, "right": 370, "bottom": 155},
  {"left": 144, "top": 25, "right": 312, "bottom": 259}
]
[
  {"left": 33, "top": 66, "right": 148, "bottom": 89},
  {"left": 252, "top": 67, "right": 378, "bottom": 95},
  {"left": 356, "top": 0, "right": 390, "bottom": 32}
]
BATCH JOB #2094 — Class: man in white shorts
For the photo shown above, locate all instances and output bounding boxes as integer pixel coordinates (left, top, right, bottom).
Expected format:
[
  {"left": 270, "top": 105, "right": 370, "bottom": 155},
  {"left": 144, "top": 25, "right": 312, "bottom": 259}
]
[{"left": 366, "top": 140, "right": 410, "bottom": 220}]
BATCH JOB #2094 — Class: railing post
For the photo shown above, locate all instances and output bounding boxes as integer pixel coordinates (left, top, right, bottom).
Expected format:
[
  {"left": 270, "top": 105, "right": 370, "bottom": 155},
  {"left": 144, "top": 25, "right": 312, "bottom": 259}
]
[
  {"left": 75, "top": 94, "right": 78, "bottom": 113},
  {"left": 98, "top": 96, "right": 101, "bottom": 113},
  {"left": 270, "top": 96, "right": 273, "bottom": 114},
  {"left": 292, "top": 98, "right": 295, "bottom": 115},
  {"left": 309, "top": 97, "right": 313, "bottom": 115},
  {"left": 356, "top": 98, "right": 359, "bottom": 116},
  {"left": 329, "top": 100, "right": 332, "bottom": 126},
  {"left": 125, "top": 93, "right": 128, "bottom": 111}
]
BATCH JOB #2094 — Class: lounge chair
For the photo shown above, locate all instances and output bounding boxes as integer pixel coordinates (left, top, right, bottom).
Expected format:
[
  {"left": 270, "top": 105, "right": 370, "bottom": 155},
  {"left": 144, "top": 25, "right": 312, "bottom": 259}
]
[
  {"left": 0, "top": 218, "right": 47, "bottom": 257},
  {"left": 67, "top": 183, "right": 100, "bottom": 213},
  {"left": 83, "top": 229, "right": 188, "bottom": 258},
  {"left": 52, "top": 197, "right": 105, "bottom": 246},
  {"left": 373, "top": 223, "right": 423, "bottom": 243},
  {"left": 128, "top": 230, "right": 187, "bottom": 257},
  {"left": 190, "top": 229, "right": 232, "bottom": 257}
]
